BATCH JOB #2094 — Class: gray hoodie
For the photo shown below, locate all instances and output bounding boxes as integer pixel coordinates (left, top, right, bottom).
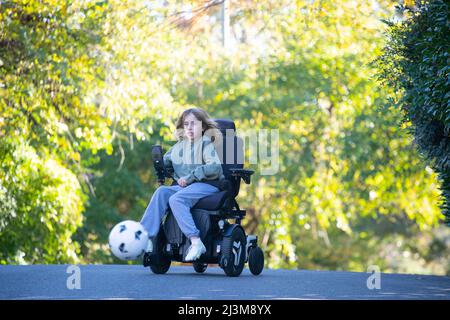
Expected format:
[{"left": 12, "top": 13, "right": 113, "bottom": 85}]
[{"left": 163, "top": 134, "right": 225, "bottom": 185}]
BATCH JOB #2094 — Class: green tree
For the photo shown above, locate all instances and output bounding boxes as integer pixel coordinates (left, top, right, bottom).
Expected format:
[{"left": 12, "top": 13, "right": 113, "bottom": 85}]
[
  {"left": 0, "top": 0, "right": 111, "bottom": 263},
  {"left": 374, "top": 0, "right": 450, "bottom": 223},
  {"left": 0, "top": 137, "right": 84, "bottom": 263},
  {"left": 1, "top": 0, "right": 448, "bottom": 274},
  {"left": 163, "top": 0, "right": 448, "bottom": 272}
]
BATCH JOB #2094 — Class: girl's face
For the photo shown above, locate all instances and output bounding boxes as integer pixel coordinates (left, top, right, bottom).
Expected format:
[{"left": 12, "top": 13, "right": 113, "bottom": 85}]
[{"left": 183, "top": 113, "right": 203, "bottom": 141}]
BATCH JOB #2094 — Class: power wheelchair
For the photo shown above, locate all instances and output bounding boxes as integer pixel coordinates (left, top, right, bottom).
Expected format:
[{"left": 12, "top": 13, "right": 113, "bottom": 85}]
[{"left": 143, "top": 119, "right": 264, "bottom": 277}]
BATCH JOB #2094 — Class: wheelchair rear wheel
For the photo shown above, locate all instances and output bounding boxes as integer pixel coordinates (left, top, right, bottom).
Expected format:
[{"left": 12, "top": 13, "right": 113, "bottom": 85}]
[{"left": 220, "top": 226, "right": 246, "bottom": 277}]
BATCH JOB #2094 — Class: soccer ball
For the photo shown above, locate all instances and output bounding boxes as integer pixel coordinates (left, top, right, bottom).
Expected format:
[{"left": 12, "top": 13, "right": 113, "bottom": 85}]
[{"left": 108, "top": 220, "right": 149, "bottom": 261}]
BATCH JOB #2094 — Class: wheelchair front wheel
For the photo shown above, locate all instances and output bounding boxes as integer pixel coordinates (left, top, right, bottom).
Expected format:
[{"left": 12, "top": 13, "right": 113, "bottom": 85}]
[
  {"left": 148, "top": 233, "right": 171, "bottom": 274},
  {"left": 193, "top": 262, "right": 208, "bottom": 273},
  {"left": 149, "top": 254, "right": 171, "bottom": 274},
  {"left": 248, "top": 246, "right": 264, "bottom": 275}
]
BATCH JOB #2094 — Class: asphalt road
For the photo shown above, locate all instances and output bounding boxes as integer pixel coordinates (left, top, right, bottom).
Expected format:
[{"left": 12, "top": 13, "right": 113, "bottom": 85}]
[{"left": 0, "top": 265, "right": 449, "bottom": 300}]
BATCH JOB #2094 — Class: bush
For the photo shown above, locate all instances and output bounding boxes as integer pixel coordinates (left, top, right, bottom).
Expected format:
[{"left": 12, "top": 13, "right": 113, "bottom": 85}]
[
  {"left": 375, "top": 0, "right": 450, "bottom": 223},
  {"left": 0, "top": 138, "right": 84, "bottom": 264}
]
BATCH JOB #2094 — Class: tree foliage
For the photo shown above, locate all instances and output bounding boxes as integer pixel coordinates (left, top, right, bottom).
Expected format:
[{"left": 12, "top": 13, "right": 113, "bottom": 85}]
[
  {"left": 374, "top": 0, "right": 450, "bottom": 223},
  {"left": 0, "top": 0, "right": 110, "bottom": 263},
  {"left": 1, "top": 0, "right": 448, "bottom": 274}
]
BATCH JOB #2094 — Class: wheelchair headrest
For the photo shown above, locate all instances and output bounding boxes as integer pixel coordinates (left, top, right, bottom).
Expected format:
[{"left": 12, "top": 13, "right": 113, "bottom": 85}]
[
  {"left": 213, "top": 118, "right": 236, "bottom": 134},
  {"left": 211, "top": 118, "right": 243, "bottom": 165}
]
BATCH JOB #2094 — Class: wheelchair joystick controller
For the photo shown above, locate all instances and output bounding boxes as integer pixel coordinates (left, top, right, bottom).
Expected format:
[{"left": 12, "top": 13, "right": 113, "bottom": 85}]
[{"left": 151, "top": 145, "right": 169, "bottom": 185}]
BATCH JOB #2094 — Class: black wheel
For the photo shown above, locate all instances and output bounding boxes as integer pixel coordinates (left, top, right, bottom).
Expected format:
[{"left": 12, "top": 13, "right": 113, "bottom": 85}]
[
  {"left": 147, "top": 233, "right": 171, "bottom": 274},
  {"left": 220, "top": 226, "right": 246, "bottom": 277},
  {"left": 193, "top": 262, "right": 208, "bottom": 273},
  {"left": 149, "top": 256, "right": 171, "bottom": 274},
  {"left": 248, "top": 246, "right": 264, "bottom": 276}
]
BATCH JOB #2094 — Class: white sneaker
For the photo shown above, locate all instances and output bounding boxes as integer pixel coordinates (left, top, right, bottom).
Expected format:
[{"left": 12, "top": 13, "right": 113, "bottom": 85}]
[
  {"left": 185, "top": 238, "right": 206, "bottom": 261},
  {"left": 145, "top": 238, "right": 153, "bottom": 253}
]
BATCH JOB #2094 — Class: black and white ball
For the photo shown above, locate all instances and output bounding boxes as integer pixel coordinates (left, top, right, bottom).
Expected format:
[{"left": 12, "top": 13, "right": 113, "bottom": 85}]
[{"left": 108, "top": 220, "right": 148, "bottom": 261}]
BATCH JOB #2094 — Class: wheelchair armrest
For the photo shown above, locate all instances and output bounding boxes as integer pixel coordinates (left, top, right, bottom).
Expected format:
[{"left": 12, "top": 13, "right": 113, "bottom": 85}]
[{"left": 229, "top": 168, "right": 254, "bottom": 184}]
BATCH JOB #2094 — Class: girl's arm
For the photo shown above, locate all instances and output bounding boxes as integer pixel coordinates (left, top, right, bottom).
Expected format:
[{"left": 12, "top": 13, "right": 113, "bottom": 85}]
[{"left": 181, "top": 140, "right": 223, "bottom": 184}]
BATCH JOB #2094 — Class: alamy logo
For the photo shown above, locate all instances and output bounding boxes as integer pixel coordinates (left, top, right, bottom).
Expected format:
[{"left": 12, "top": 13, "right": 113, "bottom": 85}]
[
  {"left": 366, "top": 265, "right": 381, "bottom": 290},
  {"left": 66, "top": 265, "right": 81, "bottom": 290}
]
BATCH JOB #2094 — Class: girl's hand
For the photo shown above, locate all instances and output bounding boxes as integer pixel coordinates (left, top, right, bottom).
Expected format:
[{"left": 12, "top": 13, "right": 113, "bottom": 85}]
[{"left": 177, "top": 178, "right": 187, "bottom": 187}]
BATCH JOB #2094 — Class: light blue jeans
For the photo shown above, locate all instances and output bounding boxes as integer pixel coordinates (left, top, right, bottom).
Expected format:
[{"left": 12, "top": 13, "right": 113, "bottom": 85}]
[{"left": 140, "top": 182, "right": 219, "bottom": 239}]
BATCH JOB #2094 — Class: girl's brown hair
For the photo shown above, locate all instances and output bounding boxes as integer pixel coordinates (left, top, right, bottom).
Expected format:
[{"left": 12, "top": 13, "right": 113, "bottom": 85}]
[{"left": 174, "top": 107, "right": 222, "bottom": 144}]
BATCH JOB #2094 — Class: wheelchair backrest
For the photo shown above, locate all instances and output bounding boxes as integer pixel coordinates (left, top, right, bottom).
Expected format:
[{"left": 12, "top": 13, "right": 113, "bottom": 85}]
[{"left": 211, "top": 118, "right": 244, "bottom": 198}]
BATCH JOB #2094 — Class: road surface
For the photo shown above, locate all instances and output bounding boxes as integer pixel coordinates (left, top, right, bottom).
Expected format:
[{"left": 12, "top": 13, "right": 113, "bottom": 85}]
[{"left": 0, "top": 265, "right": 449, "bottom": 300}]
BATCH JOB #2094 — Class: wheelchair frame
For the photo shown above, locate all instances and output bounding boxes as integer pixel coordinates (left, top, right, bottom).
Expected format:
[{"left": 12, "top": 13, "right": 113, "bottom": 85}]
[{"left": 143, "top": 120, "right": 264, "bottom": 277}]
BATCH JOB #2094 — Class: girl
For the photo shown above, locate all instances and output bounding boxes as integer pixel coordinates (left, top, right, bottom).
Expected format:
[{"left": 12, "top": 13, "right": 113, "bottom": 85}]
[{"left": 140, "top": 107, "right": 225, "bottom": 261}]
